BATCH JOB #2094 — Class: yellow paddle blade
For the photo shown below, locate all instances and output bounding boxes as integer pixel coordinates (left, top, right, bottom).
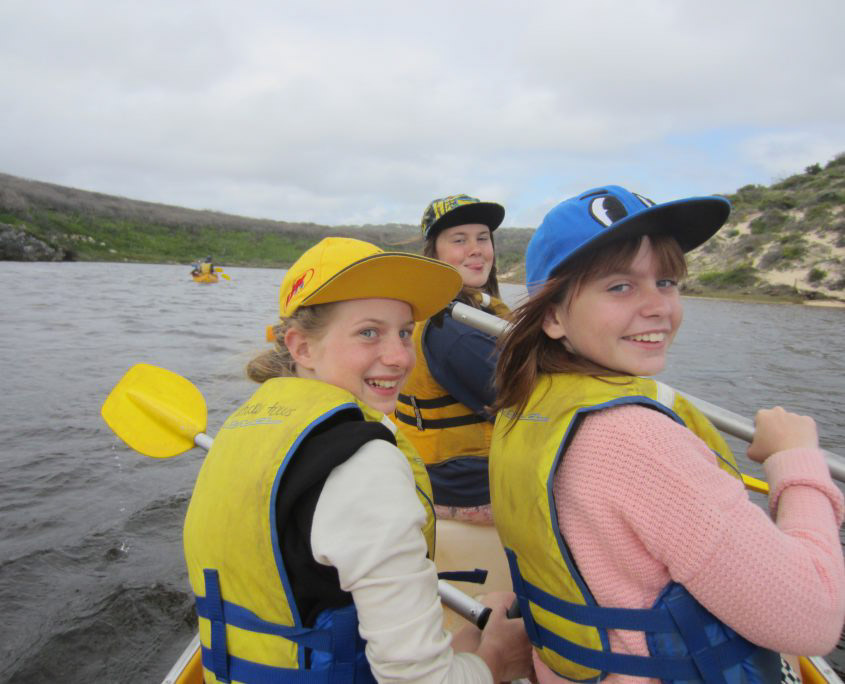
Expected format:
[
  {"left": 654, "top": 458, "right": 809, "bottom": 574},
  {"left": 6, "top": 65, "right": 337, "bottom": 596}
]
[
  {"left": 741, "top": 473, "right": 769, "bottom": 495},
  {"left": 101, "top": 364, "right": 208, "bottom": 458}
]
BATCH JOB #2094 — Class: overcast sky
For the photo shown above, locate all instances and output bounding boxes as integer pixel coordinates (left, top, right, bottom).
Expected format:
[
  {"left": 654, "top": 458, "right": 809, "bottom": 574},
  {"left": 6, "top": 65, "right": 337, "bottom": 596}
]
[{"left": 1, "top": 0, "right": 843, "bottom": 228}]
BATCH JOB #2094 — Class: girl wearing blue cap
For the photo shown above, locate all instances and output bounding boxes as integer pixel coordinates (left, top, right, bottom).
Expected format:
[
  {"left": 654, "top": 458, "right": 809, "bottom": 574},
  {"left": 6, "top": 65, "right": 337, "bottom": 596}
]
[
  {"left": 183, "top": 237, "right": 531, "bottom": 684},
  {"left": 488, "top": 187, "right": 845, "bottom": 683}
]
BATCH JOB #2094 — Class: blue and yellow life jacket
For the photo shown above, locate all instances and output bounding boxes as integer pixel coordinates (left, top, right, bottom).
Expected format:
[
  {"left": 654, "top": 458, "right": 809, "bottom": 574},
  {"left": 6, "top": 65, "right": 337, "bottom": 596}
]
[
  {"left": 490, "top": 373, "right": 780, "bottom": 683},
  {"left": 183, "top": 377, "right": 436, "bottom": 684},
  {"left": 394, "top": 293, "right": 509, "bottom": 466}
]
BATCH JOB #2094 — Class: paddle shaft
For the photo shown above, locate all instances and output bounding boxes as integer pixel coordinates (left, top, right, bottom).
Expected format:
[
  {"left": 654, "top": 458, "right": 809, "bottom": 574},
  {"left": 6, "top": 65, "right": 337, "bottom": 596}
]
[
  {"left": 438, "top": 580, "right": 492, "bottom": 629},
  {"left": 449, "top": 302, "right": 845, "bottom": 484}
]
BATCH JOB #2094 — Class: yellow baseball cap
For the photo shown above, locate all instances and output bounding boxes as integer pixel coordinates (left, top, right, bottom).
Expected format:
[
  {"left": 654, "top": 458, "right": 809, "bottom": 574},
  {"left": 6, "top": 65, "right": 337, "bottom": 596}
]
[{"left": 279, "top": 237, "right": 462, "bottom": 321}]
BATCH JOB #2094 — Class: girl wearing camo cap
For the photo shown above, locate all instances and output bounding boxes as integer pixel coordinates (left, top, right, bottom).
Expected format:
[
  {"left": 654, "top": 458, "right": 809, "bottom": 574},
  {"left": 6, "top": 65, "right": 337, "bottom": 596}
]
[
  {"left": 395, "top": 193, "right": 509, "bottom": 519},
  {"left": 489, "top": 186, "right": 845, "bottom": 683},
  {"left": 183, "top": 237, "right": 532, "bottom": 683},
  {"left": 394, "top": 194, "right": 515, "bottom": 624}
]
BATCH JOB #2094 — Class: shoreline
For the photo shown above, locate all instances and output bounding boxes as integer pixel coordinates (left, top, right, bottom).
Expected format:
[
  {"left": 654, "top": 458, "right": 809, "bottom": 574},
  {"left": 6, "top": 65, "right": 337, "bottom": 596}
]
[
  {"left": 804, "top": 299, "right": 845, "bottom": 308},
  {"left": 678, "top": 292, "right": 845, "bottom": 308}
]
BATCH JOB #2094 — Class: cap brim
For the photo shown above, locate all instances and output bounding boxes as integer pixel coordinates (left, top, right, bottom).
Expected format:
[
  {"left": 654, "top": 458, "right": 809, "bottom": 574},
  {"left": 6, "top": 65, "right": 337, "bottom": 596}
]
[
  {"left": 302, "top": 252, "right": 463, "bottom": 321},
  {"left": 426, "top": 202, "right": 505, "bottom": 239},
  {"left": 560, "top": 196, "right": 730, "bottom": 273}
]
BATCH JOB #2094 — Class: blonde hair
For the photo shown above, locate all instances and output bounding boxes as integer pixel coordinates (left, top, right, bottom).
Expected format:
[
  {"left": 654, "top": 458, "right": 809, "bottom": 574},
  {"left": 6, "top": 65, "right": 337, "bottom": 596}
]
[
  {"left": 493, "top": 234, "right": 687, "bottom": 423},
  {"left": 246, "top": 303, "right": 339, "bottom": 383}
]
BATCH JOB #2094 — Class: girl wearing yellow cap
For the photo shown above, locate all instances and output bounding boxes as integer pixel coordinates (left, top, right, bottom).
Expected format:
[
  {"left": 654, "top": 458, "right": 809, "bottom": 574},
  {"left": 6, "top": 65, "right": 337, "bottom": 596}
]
[{"left": 182, "top": 237, "right": 531, "bottom": 684}]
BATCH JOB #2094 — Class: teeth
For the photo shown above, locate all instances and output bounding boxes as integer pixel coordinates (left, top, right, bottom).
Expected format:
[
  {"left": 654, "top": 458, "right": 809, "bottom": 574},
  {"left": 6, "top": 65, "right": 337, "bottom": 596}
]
[
  {"left": 628, "top": 333, "right": 665, "bottom": 343},
  {"left": 368, "top": 379, "right": 398, "bottom": 389}
]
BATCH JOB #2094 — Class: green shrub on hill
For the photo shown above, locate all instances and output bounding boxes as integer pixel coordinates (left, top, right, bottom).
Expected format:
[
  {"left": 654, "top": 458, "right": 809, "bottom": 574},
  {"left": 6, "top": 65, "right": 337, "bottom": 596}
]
[
  {"left": 750, "top": 210, "right": 790, "bottom": 234},
  {"left": 697, "top": 264, "right": 758, "bottom": 288},
  {"left": 804, "top": 204, "right": 832, "bottom": 226},
  {"left": 809, "top": 267, "right": 827, "bottom": 283},
  {"left": 827, "top": 153, "right": 845, "bottom": 169}
]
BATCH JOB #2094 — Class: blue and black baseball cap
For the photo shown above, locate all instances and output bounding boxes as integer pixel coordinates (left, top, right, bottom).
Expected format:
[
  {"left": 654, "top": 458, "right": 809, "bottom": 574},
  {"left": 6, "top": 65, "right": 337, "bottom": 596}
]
[{"left": 525, "top": 185, "right": 730, "bottom": 291}]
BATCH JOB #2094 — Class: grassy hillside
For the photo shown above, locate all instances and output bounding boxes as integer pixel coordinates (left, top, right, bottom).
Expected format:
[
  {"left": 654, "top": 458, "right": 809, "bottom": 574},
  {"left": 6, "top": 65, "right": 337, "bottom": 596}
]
[
  {"left": 0, "top": 172, "right": 532, "bottom": 271},
  {"left": 2, "top": 154, "right": 844, "bottom": 302},
  {"left": 684, "top": 154, "right": 845, "bottom": 302}
]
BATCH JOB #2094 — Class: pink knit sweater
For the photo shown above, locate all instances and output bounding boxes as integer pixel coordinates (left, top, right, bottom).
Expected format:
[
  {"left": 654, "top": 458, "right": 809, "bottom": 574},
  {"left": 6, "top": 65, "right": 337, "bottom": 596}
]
[{"left": 535, "top": 404, "right": 845, "bottom": 684}]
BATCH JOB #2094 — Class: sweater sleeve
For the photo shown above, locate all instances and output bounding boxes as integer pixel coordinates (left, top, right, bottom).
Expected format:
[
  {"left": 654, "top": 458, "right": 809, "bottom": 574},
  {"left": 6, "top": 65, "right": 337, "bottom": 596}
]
[
  {"left": 311, "top": 434, "right": 493, "bottom": 684},
  {"left": 558, "top": 405, "right": 845, "bottom": 657}
]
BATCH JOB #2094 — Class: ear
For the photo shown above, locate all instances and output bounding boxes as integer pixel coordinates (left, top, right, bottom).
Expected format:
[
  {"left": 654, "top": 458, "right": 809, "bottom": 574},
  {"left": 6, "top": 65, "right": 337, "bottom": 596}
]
[
  {"left": 541, "top": 304, "right": 567, "bottom": 340},
  {"left": 284, "top": 327, "right": 315, "bottom": 371}
]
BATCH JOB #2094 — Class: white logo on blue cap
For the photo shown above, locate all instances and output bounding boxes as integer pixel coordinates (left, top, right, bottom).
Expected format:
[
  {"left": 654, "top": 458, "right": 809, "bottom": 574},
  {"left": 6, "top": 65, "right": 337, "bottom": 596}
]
[{"left": 588, "top": 192, "right": 655, "bottom": 228}]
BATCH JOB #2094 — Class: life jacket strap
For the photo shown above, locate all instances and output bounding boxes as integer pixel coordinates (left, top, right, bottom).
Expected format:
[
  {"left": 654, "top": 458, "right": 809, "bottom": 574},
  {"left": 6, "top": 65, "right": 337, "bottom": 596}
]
[
  {"left": 199, "top": 569, "right": 375, "bottom": 683},
  {"left": 204, "top": 569, "right": 230, "bottom": 682},
  {"left": 504, "top": 551, "right": 760, "bottom": 682},
  {"left": 394, "top": 409, "right": 487, "bottom": 430},
  {"left": 196, "top": 571, "right": 333, "bottom": 649},
  {"left": 437, "top": 568, "right": 489, "bottom": 584},
  {"left": 398, "top": 392, "right": 458, "bottom": 409}
]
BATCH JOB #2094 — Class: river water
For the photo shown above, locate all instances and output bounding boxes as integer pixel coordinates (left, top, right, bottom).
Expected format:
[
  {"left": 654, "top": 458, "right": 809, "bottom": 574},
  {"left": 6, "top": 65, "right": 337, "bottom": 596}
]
[{"left": 1, "top": 260, "right": 844, "bottom": 682}]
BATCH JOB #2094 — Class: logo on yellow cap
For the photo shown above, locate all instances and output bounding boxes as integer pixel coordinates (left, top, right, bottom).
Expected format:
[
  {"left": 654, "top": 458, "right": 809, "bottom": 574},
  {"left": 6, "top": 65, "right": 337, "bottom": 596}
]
[{"left": 284, "top": 268, "right": 314, "bottom": 309}]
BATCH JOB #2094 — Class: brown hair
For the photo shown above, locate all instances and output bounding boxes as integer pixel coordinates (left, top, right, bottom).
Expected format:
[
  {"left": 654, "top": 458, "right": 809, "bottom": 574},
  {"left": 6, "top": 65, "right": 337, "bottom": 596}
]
[
  {"left": 492, "top": 234, "right": 687, "bottom": 424},
  {"left": 424, "top": 229, "right": 501, "bottom": 306},
  {"left": 246, "top": 303, "right": 339, "bottom": 383}
]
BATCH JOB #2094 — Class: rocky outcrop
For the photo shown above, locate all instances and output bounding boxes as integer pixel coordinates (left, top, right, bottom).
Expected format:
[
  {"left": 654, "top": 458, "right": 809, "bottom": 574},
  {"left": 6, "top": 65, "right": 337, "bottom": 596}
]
[{"left": 0, "top": 223, "right": 67, "bottom": 261}]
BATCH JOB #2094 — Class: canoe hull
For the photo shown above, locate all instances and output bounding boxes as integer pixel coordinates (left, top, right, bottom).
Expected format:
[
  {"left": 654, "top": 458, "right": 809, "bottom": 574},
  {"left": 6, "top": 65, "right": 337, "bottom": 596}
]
[{"left": 192, "top": 273, "right": 218, "bottom": 284}]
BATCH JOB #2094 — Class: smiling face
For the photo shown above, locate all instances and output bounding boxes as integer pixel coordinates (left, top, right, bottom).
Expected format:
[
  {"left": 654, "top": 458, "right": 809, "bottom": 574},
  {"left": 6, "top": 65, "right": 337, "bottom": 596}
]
[
  {"left": 541, "top": 237, "right": 683, "bottom": 377},
  {"left": 285, "top": 298, "right": 416, "bottom": 414},
  {"left": 433, "top": 223, "right": 494, "bottom": 288}
]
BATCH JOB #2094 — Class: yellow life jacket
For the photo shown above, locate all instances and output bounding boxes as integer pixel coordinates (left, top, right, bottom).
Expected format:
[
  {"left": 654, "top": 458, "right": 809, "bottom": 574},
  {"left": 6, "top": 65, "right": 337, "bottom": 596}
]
[
  {"left": 183, "top": 377, "right": 435, "bottom": 684},
  {"left": 200, "top": 261, "right": 212, "bottom": 275},
  {"left": 490, "top": 373, "right": 778, "bottom": 683},
  {"left": 394, "top": 293, "right": 509, "bottom": 466}
]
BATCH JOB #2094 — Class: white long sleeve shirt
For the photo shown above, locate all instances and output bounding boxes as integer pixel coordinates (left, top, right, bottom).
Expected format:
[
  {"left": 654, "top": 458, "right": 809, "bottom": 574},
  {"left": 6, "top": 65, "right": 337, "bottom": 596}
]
[{"left": 311, "top": 418, "right": 492, "bottom": 684}]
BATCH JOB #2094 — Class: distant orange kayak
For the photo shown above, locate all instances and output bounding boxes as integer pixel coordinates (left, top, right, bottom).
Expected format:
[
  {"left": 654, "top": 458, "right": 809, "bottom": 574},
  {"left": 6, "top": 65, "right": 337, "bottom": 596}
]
[{"left": 191, "top": 273, "right": 218, "bottom": 284}]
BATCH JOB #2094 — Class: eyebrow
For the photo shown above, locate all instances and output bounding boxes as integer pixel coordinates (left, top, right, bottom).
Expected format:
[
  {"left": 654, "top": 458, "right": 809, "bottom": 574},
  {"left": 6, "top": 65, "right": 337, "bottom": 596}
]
[
  {"left": 448, "top": 227, "right": 489, "bottom": 237},
  {"left": 352, "top": 317, "right": 415, "bottom": 327}
]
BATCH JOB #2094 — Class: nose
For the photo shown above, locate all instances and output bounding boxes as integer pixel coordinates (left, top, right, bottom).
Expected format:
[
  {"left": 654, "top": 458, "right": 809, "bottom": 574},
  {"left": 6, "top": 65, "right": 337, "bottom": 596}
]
[
  {"left": 467, "top": 238, "right": 482, "bottom": 255},
  {"left": 640, "top": 285, "right": 671, "bottom": 317},
  {"left": 381, "top": 334, "right": 415, "bottom": 369}
]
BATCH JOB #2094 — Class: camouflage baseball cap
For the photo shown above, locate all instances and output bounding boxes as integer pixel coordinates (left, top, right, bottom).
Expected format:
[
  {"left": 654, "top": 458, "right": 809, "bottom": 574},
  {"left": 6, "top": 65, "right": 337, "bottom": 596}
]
[{"left": 420, "top": 194, "right": 505, "bottom": 240}]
